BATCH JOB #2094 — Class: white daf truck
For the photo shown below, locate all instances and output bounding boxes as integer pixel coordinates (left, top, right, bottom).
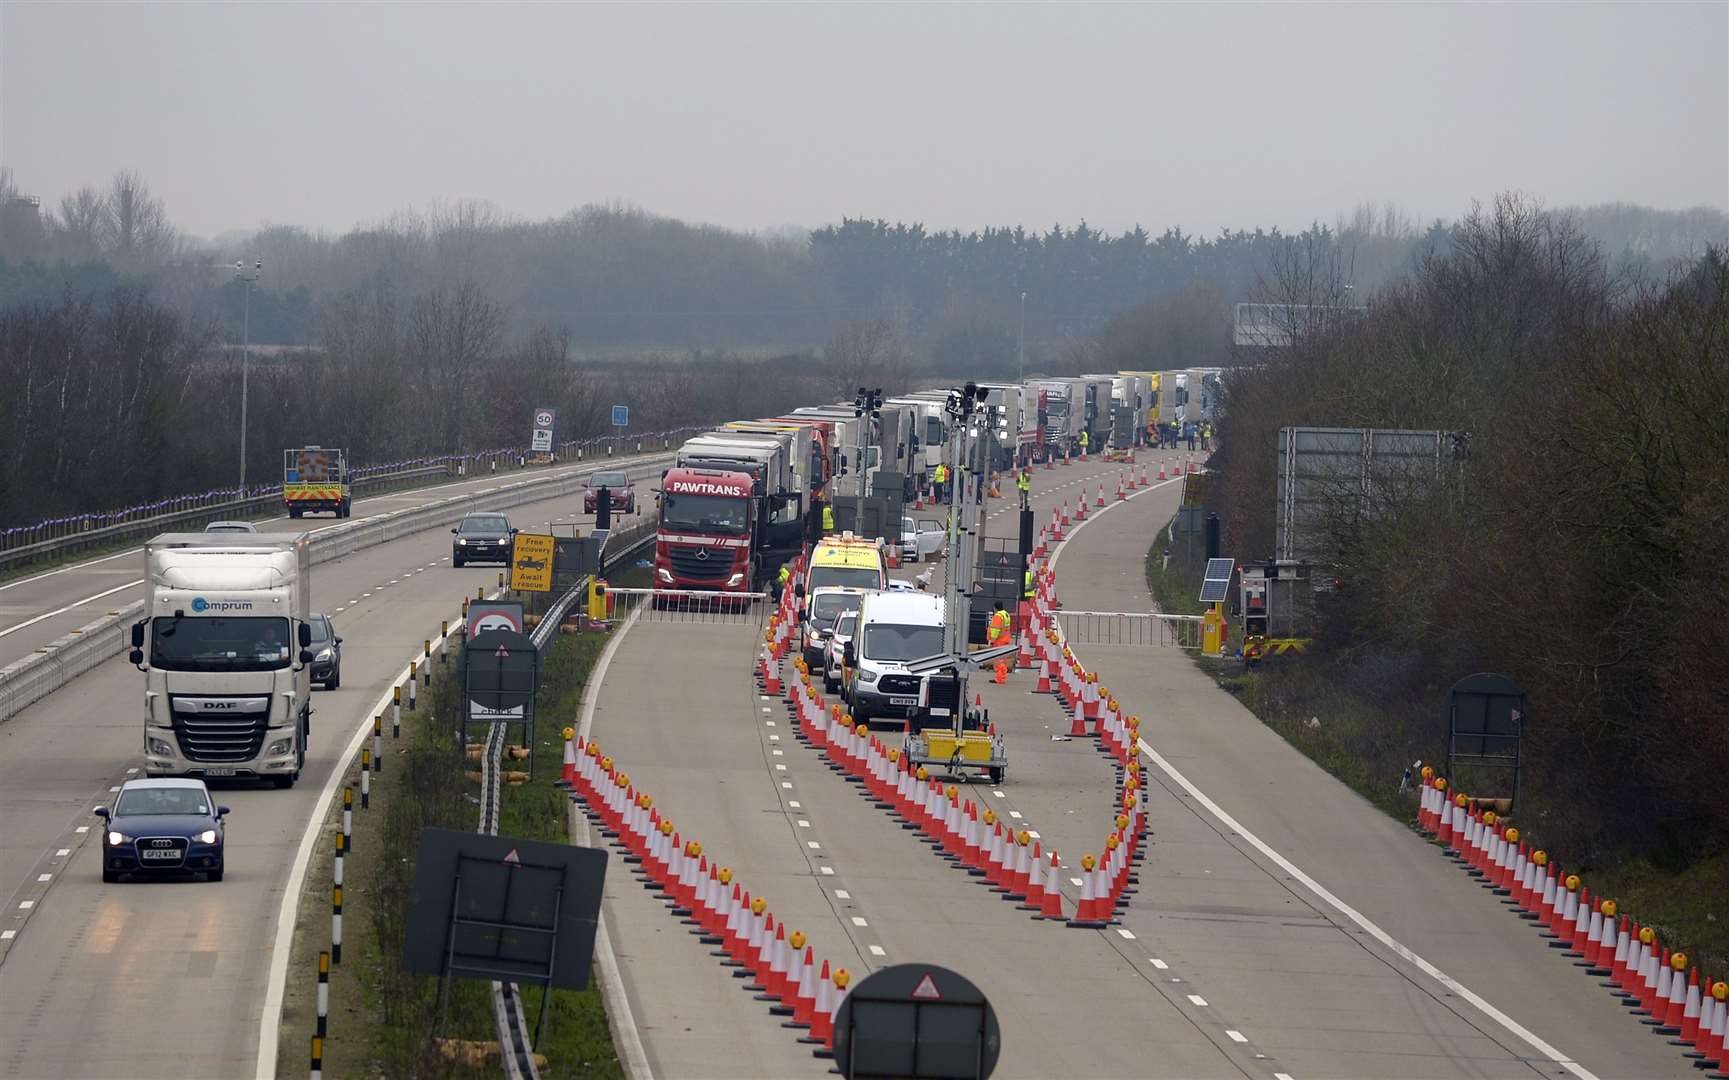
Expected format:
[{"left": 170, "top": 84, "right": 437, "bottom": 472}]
[{"left": 130, "top": 533, "right": 314, "bottom": 788}]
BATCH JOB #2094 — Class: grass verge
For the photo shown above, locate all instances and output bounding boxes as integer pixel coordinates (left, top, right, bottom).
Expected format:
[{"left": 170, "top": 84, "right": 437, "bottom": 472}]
[
  {"left": 1144, "top": 536, "right": 1729, "bottom": 973},
  {"left": 276, "top": 565, "right": 654, "bottom": 1078}
]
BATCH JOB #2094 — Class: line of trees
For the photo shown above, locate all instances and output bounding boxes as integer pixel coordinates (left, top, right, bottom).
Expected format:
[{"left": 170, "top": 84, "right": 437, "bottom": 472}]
[{"left": 1203, "top": 194, "right": 1728, "bottom": 864}]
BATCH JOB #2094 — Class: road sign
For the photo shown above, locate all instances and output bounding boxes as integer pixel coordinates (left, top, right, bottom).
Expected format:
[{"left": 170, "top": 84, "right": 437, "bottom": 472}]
[
  {"left": 531, "top": 406, "right": 557, "bottom": 453},
  {"left": 510, "top": 534, "right": 556, "bottom": 592},
  {"left": 833, "top": 963, "right": 1000, "bottom": 1080},
  {"left": 463, "top": 628, "right": 539, "bottom": 723},
  {"left": 611, "top": 404, "right": 629, "bottom": 428},
  {"left": 467, "top": 600, "right": 525, "bottom": 635}
]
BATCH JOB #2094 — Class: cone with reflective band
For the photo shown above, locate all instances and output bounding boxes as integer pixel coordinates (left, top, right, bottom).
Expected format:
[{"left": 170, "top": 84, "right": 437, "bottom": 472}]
[
  {"left": 790, "top": 945, "right": 818, "bottom": 1028},
  {"left": 1677, "top": 967, "right": 1703, "bottom": 1046},
  {"left": 1038, "top": 851, "right": 1066, "bottom": 919}
]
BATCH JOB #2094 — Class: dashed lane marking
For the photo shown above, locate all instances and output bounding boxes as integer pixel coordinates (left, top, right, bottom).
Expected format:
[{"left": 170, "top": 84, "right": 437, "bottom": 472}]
[
  {"left": 1150, "top": 959, "right": 1169, "bottom": 970},
  {"left": 869, "top": 945, "right": 886, "bottom": 957},
  {"left": 850, "top": 916, "right": 869, "bottom": 927},
  {"left": 1187, "top": 994, "right": 1208, "bottom": 1007},
  {"left": 1226, "top": 1031, "right": 1248, "bottom": 1044},
  {"left": 819, "top": 866, "right": 835, "bottom": 875},
  {"left": 835, "top": 890, "right": 850, "bottom": 900}
]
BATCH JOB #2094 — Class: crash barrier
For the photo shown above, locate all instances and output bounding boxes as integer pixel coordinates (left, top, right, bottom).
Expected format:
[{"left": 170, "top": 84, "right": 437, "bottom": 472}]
[
  {"left": 757, "top": 554, "right": 1148, "bottom": 931},
  {"left": 562, "top": 734, "right": 856, "bottom": 1060},
  {"left": 1414, "top": 774, "right": 1729, "bottom": 1071},
  {"left": 0, "top": 427, "right": 710, "bottom": 569},
  {"left": 0, "top": 453, "right": 676, "bottom": 729},
  {"left": 595, "top": 588, "right": 773, "bottom": 627},
  {"left": 1053, "top": 610, "right": 1203, "bottom": 649}
]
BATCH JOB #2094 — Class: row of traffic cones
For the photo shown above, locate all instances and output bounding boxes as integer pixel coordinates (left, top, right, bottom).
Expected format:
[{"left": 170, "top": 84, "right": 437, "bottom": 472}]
[
  {"left": 774, "top": 659, "right": 1071, "bottom": 921},
  {"left": 560, "top": 731, "right": 854, "bottom": 1057},
  {"left": 1416, "top": 772, "right": 1729, "bottom": 1073}
]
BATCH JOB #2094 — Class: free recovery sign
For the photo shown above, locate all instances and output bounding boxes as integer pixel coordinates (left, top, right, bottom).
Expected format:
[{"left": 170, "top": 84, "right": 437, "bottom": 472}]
[{"left": 510, "top": 534, "right": 556, "bottom": 592}]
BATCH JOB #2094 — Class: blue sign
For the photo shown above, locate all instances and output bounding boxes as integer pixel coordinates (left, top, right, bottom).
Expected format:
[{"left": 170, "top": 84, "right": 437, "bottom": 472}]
[{"left": 611, "top": 405, "right": 629, "bottom": 428}]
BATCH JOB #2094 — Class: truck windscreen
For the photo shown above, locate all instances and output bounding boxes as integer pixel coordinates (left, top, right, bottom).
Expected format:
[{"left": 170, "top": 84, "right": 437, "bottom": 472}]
[
  {"left": 662, "top": 494, "right": 749, "bottom": 534},
  {"left": 864, "top": 623, "right": 945, "bottom": 663},
  {"left": 150, "top": 616, "right": 293, "bottom": 672}
]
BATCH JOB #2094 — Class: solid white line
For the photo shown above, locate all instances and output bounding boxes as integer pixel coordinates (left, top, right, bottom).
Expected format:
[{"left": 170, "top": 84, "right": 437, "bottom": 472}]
[
  {"left": 1046, "top": 465, "right": 1600, "bottom": 1080},
  {"left": 0, "top": 579, "right": 140, "bottom": 639},
  {"left": 254, "top": 615, "right": 465, "bottom": 1080}
]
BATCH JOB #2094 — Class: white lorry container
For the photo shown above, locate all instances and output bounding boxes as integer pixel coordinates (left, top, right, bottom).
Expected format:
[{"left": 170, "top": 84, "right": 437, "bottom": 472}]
[
  {"left": 886, "top": 395, "right": 949, "bottom": 482},
  {"left": 132, "top": 533, "right": 313, "bottom": 788},
  {"left": 677, "top": 433, "right": 797, "bottom": 499}
]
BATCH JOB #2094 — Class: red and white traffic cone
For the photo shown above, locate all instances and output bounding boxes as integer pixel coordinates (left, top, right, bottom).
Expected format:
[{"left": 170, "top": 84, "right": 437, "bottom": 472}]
[
  {"left": 800, "top": 960, "right": 835, "bottom": 1045},
  {"left": 1066, "top": 856, "right": 1108, "bottom": 928},
  {"left": 1020, "top": 842, "right": 1047, "bottom": 912},
  {"left": 1116, "top": 473, "right": 1126, "bottom": 501},
  {"left": 1038, "top": 851, "right": 1066, "bottom": 919},
  {"left": 788, "top": 945, "right": 818, "bottom": 1029},
  {"left": 1095, "top": 482, "right": 1106, "bottom": 508}
]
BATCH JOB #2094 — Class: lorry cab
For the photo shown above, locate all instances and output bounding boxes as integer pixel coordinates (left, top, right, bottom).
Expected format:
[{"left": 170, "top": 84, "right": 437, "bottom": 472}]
[{"left": 842, "top": 591, "right": 946, "bottom": 725}]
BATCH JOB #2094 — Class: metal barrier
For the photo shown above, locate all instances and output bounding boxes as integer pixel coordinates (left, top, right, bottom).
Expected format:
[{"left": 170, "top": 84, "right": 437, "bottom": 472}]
[
  {"left": 599, "top": 588, "right": 772, "bottom": 627},
  {"left": 1054, "top": 610, "right": 1204, "bottom": 650}
]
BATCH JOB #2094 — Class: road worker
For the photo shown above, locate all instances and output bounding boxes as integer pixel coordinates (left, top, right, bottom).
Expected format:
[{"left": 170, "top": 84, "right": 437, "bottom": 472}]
[
  {"left": 988, "top": 604, "right": 1012, "bottom": 647},
  {"left": 932, "top": 462, "right": 948, "bottom": 503},
  {"left": 1016, "top": 469, "right": 1031, "bottom": 502},
  {"left": 821, "top": 501, "right": 836, "bottom": 534},
  {"left": 1078, "top": 431, "right": 1089, "bottom": 455},
  {"left": 776, "top": 563, "right": 791, "bottom": 601}
]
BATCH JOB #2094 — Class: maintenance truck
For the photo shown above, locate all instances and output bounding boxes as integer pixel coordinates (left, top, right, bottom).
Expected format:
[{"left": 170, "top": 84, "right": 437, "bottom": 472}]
[
  {"left": 282, "top": 446, "right": 351, "bottom": 518},
  {"left": 130, "top": 532, "right": 314, "bottom": 788}
]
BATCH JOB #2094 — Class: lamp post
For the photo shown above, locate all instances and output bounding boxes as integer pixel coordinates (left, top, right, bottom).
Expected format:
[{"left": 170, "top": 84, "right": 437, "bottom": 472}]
[{"left": 236, "top": 259, "right": 262, "bottom": 493}]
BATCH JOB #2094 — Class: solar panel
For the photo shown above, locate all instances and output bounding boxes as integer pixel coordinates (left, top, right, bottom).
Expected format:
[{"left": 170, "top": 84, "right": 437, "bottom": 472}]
[{"left": 1198, "top": 558, "right": 1235, "bottom": 604}]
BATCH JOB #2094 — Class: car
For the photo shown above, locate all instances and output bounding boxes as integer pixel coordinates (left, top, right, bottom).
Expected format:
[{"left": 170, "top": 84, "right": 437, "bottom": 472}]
[
  {"left": 452, "top": 513, "right": 516, "bottom": 567},
  {"left": 899, "top": 516, "right": 945, "bottom": 563},
  {"left": 204, "top": 520, "right": 258, "bottom": 534},
  {"left": 823, "top": 611, "right": 857, "bottom": 694},
  {"left": 583, "top": 470, "right": 636, "bottom": 515},
  {"left": 844, "top": 590, "right": 945, "bottom": 725},
  {"left": 95, "top": 778, "right": 228, "bottom": 883},
  {"left": 800, "top": 586, "right": 868, "bottom": 670},
  {"left": 308, "top": 612, "right": 342, "bottom": 689}
]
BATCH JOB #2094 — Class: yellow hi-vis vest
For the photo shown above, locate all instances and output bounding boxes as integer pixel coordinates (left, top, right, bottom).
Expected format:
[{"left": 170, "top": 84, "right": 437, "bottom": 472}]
[
  {"left": 1023, "top": 571, "right": 1035, "bottom": 599},
  {"left": 821, "top": 505, "right": 835, "bottom": 531},
  {"left": 1017, "top": 473, "right": 1030, "bottom": 493},
  {"left": 934, "top": 464, "right": 948, "bottom": 483},
  {"left": 1080, "top": 432, "right": 1089, "bottom": 448},
  {"left": 988, "top": 610, "right": 1011, "bottom": 644}
]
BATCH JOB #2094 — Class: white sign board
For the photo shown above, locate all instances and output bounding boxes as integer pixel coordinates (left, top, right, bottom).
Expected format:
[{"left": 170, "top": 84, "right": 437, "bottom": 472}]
[{"left": 531, "top": 406, "right": 557, "bottom": 454}]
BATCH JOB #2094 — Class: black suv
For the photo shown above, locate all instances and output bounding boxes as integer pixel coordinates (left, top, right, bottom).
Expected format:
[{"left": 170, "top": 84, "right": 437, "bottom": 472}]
[{"left": 452, "top": 513, "right": 515, "bottom": 567}]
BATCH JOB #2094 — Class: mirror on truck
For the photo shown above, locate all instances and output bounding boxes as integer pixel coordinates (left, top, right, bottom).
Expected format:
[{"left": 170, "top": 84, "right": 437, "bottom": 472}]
[
  {"left": 128, "top": 648, "right": 144, "bottom": 666},
  {"left": 130, "top": 622, "right": 145, "bottom": 648},
  {"left": 299, "top": 648, "right": 315, "bottom": 665},
  {"left": 843, "top": 641, "right": 856, "bottom": 666},
  {"left": 298, "top": 623, "right": 313, "bottom": 648}
]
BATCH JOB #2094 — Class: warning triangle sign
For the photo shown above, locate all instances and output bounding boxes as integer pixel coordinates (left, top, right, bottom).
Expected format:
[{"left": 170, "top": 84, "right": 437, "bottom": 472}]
[
  {"left": 910, "top": 973, "right": 942, "bottom": 1001},
  {"left": 495, "top": 645, "right": 511, "bottom": 658},
  {"left": 501, "top": 848, "right": 521, "bottom": 866}
]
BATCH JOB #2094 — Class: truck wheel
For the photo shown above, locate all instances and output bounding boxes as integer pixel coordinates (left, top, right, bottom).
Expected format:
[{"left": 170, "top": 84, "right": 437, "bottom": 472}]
[
  {"left": 274, "top": 774, "right": 296, "bottom": 790},
  {"left": 288, "top": 507, "right": 302, "bottom": 519},
  {"left": 340, "top": 500, "right": 352, "bottom": 518},
  {"left": 989, "top": 767, "right": 1005, "bottom": 784}
]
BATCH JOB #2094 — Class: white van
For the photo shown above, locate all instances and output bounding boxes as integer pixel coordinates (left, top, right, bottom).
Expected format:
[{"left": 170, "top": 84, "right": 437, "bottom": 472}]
[{"left": 843, "top": 591, "right": 946, "bottom": 725}]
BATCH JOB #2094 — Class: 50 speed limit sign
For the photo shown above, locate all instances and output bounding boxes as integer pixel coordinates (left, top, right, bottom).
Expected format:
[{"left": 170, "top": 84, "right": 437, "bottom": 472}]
[{"left": 535, "top": 410, "right": 554, "bottom": 428}]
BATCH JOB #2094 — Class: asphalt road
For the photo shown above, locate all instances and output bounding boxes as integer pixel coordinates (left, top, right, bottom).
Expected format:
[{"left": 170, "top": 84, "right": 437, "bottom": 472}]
[
  {"left": 0, "top": 478, "right": 653, "bottom": 1080},
  {"left": 580, "top": 449, "right": 1691, "bottom": 1080},
  {"left": 0, "top": 454, "right": 659, "bottom": 672}
]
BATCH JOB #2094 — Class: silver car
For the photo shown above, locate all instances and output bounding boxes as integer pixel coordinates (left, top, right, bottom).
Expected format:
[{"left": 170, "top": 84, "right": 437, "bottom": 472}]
[
  {"left": 204, "top": 521, "right": 258, "bottom": 533},
  {"left": 823, "top": 611, "right": 857, "bottom": 694},
  {"left": 900, "top": 516, "right": 946, "bottom": 563}
]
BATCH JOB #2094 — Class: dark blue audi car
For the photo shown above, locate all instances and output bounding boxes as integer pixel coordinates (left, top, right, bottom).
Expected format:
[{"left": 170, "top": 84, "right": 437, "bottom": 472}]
[{"left": 95, "top": 778, "right": 228, "bottom": 883}]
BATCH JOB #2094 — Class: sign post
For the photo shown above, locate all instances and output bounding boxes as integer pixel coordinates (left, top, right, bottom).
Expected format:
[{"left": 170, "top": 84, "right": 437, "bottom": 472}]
[
  {"left": 611, "top": 405, "right": 629, "bottom": 429},
  {"left": 461, "top": 628, "right": 541, "bottom": 766},
  {"left": 530, "top": 408, "right": 557, "bottom": 456},
  {"left": 510, "top": 534, "right": 556, "bottom": 593}
]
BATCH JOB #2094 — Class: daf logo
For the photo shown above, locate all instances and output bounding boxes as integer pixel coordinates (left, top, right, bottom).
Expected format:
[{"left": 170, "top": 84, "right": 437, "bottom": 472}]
[
  {"left": 693, "top": 548, "right": 710, "bottom": 561},
  {"left": 201, "top": 701, "right": 240, "bottom": 710}
]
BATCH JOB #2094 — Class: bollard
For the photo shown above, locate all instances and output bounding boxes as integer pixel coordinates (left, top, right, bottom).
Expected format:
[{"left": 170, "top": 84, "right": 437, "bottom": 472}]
[
  {"left": 360, "top": 749, "right": 371, "bottom": 810},
  {"left": 372, "top": 715, "right": 384, "bottom": 775},
  {"left": 333, "top": 831, "right": 345, "bottom": 889},
  {"left": 315, "top": 951, "right": 330, "bottom": 1037},
  {"left": 408, "top": 665, "right": 418, "bottom": 711},
  {"left": 423, "top": 641, "right": 433, "bottom": 685},
  {"left": 331, "top": 885, "right": 343, "bottom": 964},
  {"left": 310, "top": 1035, "right": 323, "bottom": 1080},
  {"left": 343, "top": 787, "right": 353, "bottom": 841},
  {"left": 392, "top": 687, "right": 402, "bottom": 734}
]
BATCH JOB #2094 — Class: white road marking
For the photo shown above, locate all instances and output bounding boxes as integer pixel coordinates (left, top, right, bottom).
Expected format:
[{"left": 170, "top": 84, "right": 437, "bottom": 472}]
[
  {"left": 1188, "top": 994, "right": 1208, "bottom": 1007},
  {"left": 869, "top": 945, "right": 887, "bottom": 957},
  {"left": 764, "top": 719, "right": 776, "bottom": 727},
  {"left": 775, "top": 764, "right": 787, "bottom": 771},
  {"left": 18, "top": 900, "right": 34, "bottom": 910},
  {"left": 1275, "top": 1074, "right": 1296, "bottom": 1080},
  {"left": 0, "top": 546, "right": 139, "bottom": 594},
  {"left": 850, "top": 916, "right": 868, "bottom": 927},
  {"left": 108, "top": 786, "right": 119, "bottom": 792},
  {"left": 769, "top": 734, "right": 780, "bottom": 742},
  {"left": 1070, "top": 877, "right": 1084, "bottom": 887},
  {"left": 1226, "top": 1030, "right": 1248, "bottom": 1043},
  {"left": 125, "top": 767, "right": 137, "bottom": 774},
  {"left": 1115, "top": 928, "right": 1135, "bottom": 939},
  {"left": 781, "top": 781, "right": 793, "bottom": 789},
  {"left": 54, "top": 848, "right": 69, "bottom": 857},
  {"left": 1150, "top": 958, "right": 1168, "bottom": 970},
  {"left": 797, "top": 820, "right": 811, "bottom": 828},
  {"left": 1008, "top": 810, "right": 1022, "bottom": 819},
  {"left": 0, "top": 579, "right": 140, "bottom": 640},
  {"left": 772, "top": 749, "right": 783, "bottom": 756},
  {"left": 788, "top": 800, "right": 801, "bottom": 809},
  {"left": 991, "top": 790, "right": 1005, "bottom": 798},
  {"left": 835, "top": 890, "right": 850, "bottom": 900},
  {"left": 74, "top": 826, "right": 88, "bottom": 834},
  {"left": 1026, "top": 830, "right": 1040, "bottom": 839},
  {"left": 807, "top": 841, "right": 822, "bottom": 850},
  {"left": 819, "top": 866, "right": 835, "bottom": 875},
  {"left": 0, "top": 930, "right": 13, "bottom": 940}
]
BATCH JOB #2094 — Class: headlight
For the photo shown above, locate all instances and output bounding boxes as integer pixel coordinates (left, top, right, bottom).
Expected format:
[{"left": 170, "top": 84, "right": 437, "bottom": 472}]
[
  {"left": 457, "top": 538, "right": 468, "bottom": 546},
  {"left": 267, "top": 738, "right": 294, "bottom": 756},
  {"left": 315, "top": 648, "right": 333, "bottom": 662},
  {"left": 726, "top": 573, "right": 744, "bottom": 587},
  {"left": 147, "top": 737, "right": 173, "bottom": 757},
  {"left": 197, "top": 830, "right": 219, "bottom": 845},
  {"left": 107, "top": 831, "right": 128, "bottom": 847},
  {"left": 857, "top": 670, "right": 879, "bottom": 684},
  {"left": 657, "top": 568, "right": 674, "bottom": 583}
]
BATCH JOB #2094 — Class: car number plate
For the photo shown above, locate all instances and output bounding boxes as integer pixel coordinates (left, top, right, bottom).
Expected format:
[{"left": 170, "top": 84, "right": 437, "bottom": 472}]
[
  {"left": 140, "top": 848, "right": 180, "bottom": 860},
  {"left": 890, "top": 696, "right": 917, "bottom": 706},
  {"left": 202, "top": 767, "right": 237, "bottom": 776}
]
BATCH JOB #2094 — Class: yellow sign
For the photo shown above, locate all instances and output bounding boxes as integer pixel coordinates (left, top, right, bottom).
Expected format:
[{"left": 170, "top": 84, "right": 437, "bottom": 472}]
[{"left": 510, "top": 534, "right": 556, "bottom": 592}]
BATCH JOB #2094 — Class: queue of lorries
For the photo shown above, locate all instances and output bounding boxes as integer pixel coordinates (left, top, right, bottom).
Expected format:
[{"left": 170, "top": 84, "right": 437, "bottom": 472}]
[{"left": 108, "top": 366, "right": 1217, "bottom": 882}]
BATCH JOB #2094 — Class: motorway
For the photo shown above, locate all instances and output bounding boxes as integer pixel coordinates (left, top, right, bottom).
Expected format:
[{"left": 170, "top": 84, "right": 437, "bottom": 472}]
[
  {"left": 0, "top": 458, "right": 662, "bottom": 1080},
  {"left": 581, "top": 450, "right": 1691, "bottom": 1080}
]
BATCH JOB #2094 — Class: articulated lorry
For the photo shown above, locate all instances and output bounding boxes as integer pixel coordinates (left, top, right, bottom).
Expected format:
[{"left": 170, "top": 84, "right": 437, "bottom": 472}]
[
  {"left": 657, "top": 432, "right": 804, "bottom": 594},
  {"left": 283, "top": 446, "right": 351, "bottom": 518},
  {"left": 131, "top": 533, "right": 313, "bottom": 788}
]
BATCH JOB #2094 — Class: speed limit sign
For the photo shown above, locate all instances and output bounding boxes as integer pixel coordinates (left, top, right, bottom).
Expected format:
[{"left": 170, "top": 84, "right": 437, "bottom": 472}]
[{"left": 535, "top": 410, "right": 554, "bottom": 428}]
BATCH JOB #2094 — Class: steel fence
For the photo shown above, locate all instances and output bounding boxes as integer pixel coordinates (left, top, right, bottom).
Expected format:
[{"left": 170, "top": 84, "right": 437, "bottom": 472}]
[
  {"left": 600, "top": 588, "right": 773, "bottom": 628},
  {"left": 1053, "top": 610, "right": 1204, "bottom": 650}
]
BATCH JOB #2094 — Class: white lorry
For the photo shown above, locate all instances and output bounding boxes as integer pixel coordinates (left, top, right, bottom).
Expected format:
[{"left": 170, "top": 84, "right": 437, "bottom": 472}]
[{"left": 130, "top": 533, "right": 314, "bottom": 788}]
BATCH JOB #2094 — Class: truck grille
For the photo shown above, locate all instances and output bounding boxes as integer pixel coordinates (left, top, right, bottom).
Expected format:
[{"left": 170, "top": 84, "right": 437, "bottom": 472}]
[
  {"left": 170, "top": 696, "right": 269, "bottom": 762},
  {"left": 667, "top": 546, "right": 730, "bottom": 584},
  {"left": 878, "top": 674, "right": 922, "bottom": 696}
]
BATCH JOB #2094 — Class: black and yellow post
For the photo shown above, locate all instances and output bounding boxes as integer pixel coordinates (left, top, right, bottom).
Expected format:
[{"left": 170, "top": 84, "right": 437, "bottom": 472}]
[
  {"left": 333, "top": 831, "right": 344, "bottom": 890},
  {"left": 331, "top": 884, "right": 343, "bottom": 964},
  {"left": 422, "top": 640, "right": 433, "bottom": 686},
  {"left": 371, "top": 715, "right": 383, "bottom": 775},
  {"left": 359, "top": 749, "right": 371, "bottom": 810},
  {"left": 392, "top": 686, "right": 402, "bottom": 736},
  {"left": 310, "top": 1035, "right": 323, "bottom": 1079},
  {"left": 342, "top": 787, "right": 353, "bottom": 842},
  {"left": 407, "top": 661, "right": 418, "bottom": 711},
  {"left": 315, "top": 951, "right": 330, "bottom": 1037}
]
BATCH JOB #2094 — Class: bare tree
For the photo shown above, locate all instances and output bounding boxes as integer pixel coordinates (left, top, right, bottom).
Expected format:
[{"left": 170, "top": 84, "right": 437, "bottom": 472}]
[
  {"left": 408, "top": 280, "right": 507, "bottom": 452},
  {"left": 56, "top": 186, "right": 109, "bottom": 261},
  {"left": 100, "top": 170, "right": 176, "bottom": 268},
  {"left": 824, "top": 318, "right": 910, "bottom": 400}
]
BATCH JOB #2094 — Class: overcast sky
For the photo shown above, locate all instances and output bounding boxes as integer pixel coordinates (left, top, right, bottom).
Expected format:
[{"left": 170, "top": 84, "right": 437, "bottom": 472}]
[{"left": 3, "top": 2, "right": 1725, "bottom": 242}]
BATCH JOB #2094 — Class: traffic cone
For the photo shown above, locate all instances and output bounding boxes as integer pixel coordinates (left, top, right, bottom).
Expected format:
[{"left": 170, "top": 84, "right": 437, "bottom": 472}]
[
  {"left": 1157, "top": 463, "right": 1167, "bottom": 481},
  {"left": 787, "top": 945, "right": 818, "bottom": 1029},
  {"left": 1095, "top": 482, "right": 1105, "bottom": 507},
  {"left": 1021, "top": 842, "right": 1047, "bottom": 912},
  {"left": 1066, "top": 856, "right": 1108, "bottom": 928},
  {"left": 557, "top": 731, "right": 577, "bottom": 789},
  {"left": 1116, "top": 473, "right": 1126, "bottom": 501},
  {"left": 1675, "top": 967, "right": 1703, "bottom": 1046},
  {"left": 800, "top": 961, "right": 834, "bottom": 1045},
  {"left": 1038, "top": 852, "right": 1066, "bottom": 919},
  {"left": 1658, "top": 954, "right": 1688, "bottom": 1034}
]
